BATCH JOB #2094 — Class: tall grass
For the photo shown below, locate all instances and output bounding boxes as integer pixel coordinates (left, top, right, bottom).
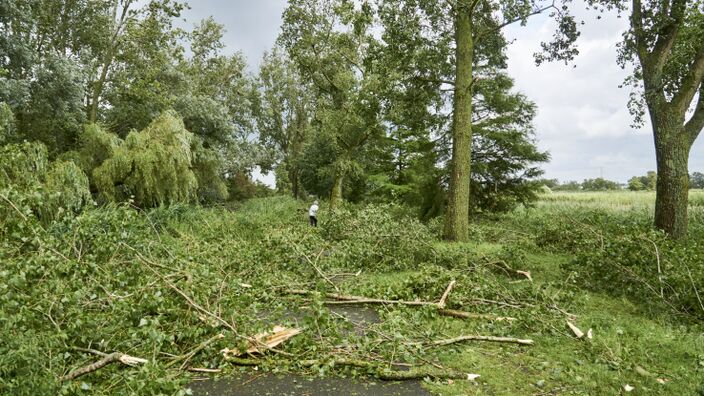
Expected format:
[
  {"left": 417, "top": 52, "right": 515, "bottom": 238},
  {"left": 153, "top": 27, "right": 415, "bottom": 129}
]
[{"left": 538, "top": 189, "right": 704, "bottom": 211}]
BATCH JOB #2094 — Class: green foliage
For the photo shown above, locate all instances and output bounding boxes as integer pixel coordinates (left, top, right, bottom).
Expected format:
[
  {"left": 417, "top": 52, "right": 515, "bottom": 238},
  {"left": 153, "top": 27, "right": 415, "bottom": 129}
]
[
  {"left": 321, "top": 203, "right": 434, "bottom": 270},
  {"left": 581, "top": 177, "right": 622, "bottom": 191},
  {"left": 628, "top": 171, "right": 657, "bottom": 191},
  {"left": 225, "top": 172, "right": 273, "bottom": 201},
  {"left": 0, "top": 102, "right": 15, "bottom": 144},
  {"left": 93, "top": 111, "right": 198, "bottom": 207},
  {"left": 1, "top": 192, "right": 703, "bottom": 394},
  {"left": 691, "top": 172, "right": 704, "bottom": 189},
  {"left": 19, "top": 53, "right": 86, "bottom": 153},
  {"left": 496, "top": 192, "right": 704, "bottom": 319},
  {"left": 0, "top": 141, "right": 91, "bottom": 227}
]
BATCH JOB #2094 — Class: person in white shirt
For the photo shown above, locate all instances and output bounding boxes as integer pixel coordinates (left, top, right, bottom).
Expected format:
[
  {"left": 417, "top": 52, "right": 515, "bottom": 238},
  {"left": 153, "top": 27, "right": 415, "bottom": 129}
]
[{"left": 308, "top": 200, "right": 319, "bottom": 227}]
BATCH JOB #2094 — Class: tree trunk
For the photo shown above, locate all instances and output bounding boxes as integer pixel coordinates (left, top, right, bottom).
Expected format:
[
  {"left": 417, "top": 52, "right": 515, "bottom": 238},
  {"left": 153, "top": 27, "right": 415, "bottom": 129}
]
[
  {"left": 653, "top": 111, "right": 691, "bottom": 239},
  {"left": 330, "top": 172, "right": 343, "bottom": 209},
  {"left": 290, "top": 166, "right": 300, "bottom": 199},
  {"left": 444, "top": 5, "right": 473, "bottom": 242},
  {"left": 88, "top": 57, "right": 113, "bottom": 122}
]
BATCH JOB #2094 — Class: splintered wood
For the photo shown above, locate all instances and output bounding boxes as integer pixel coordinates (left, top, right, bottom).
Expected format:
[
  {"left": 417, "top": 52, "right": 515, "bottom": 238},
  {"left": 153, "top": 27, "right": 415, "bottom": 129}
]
[{"left": 221, "top": 326, "right": 302, "bottom": 357}]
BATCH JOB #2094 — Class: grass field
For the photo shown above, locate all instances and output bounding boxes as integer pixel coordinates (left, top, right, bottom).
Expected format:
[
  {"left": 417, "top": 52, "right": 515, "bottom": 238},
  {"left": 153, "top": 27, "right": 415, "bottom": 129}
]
[{"left": 538, "top": 189, "right": 704, "bottom": 210}]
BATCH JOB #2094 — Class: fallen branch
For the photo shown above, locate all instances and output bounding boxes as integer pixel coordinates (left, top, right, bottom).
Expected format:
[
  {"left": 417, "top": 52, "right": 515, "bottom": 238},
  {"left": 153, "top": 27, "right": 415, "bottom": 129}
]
[
  {"left": 167, "top": 333, "right": 225, "bottom": 369},
  {"left": 287, "top": 289, "right": 436, "bottom": 306},
  {"left": 128, "top": 243, "right": 293, "bottom": 356},
  {"left": 641, "top": 236, "right": 664, "bottom": 298},
  {"left": 222, "top": 326, "right": 302, "bottom": 357},
  {"left": 187, "top": 367, "right": 222, "bottom": 373},
  {"left": 437, "top": 280, "right": 456, "bottom": 308},
  {"left": 407, "top": 334, "right": 533, "bottom": 347},
  {"left": 438, "top": 308, "right": 516, "bottom": 322},
  {"left": 286, "top": 289, "right": 515, "bottom": 321},
  {"left": 62, "top": 349, "right": 147, "bottom": 381}
]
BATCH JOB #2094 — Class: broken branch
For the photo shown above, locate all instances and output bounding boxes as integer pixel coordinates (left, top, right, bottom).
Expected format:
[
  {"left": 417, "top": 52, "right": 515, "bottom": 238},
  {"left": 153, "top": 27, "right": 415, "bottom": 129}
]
[
  {"left": 62, "top": 350, "right": 147, "bottom": 381},
  {"left": 437, "top": 280, "right": 456, "bottom": 308},
  {"left": 407, "top": 334, "right": 534, "bottom": 347}
]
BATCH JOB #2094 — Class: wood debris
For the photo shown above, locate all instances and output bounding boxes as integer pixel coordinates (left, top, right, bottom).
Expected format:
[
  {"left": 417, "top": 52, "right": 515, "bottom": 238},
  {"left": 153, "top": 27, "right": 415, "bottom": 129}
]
[
  {"left": 62, "top": 349, "right": 147, "bottom": 381},
  {"left": 567, "top": 321, "right": 585, "bottom": 339},
  {"left": 221, "top": 326, "right": 302, "bottom": 357}
]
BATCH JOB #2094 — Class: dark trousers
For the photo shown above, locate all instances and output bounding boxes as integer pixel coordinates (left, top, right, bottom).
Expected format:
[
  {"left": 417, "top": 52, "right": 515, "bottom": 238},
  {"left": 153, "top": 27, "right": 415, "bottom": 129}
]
[{"left": 309, "top": 216, "right": 317, "bottom": 227}]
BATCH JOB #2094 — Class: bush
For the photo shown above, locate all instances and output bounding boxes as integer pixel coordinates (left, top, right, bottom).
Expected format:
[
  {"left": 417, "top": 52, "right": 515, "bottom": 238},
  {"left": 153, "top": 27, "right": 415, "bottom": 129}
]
[{"left": 321, "top": 203, "right": 434, "bottom": 270}]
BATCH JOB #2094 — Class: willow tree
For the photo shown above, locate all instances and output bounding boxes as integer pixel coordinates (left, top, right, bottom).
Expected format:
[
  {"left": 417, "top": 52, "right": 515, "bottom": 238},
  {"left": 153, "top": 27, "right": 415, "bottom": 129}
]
[
  {"left": 280, "top": 0, "right": 382, "bottom": 209},
  {"left": 377, "top": 0, "right": 578, "bottom": 240},
  {"left": 585, "top": 0, "right": 704, "bottom": 239},
  {"left": 93, "top": 111, "right": 199, "bottom": 207}
]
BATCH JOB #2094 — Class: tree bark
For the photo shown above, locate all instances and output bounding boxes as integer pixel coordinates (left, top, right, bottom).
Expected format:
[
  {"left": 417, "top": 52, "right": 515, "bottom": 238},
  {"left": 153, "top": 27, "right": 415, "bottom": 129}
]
[
  {"left": 444, "top": 4, "right": 474, "bottom": 242},
  {"left": 652, "top": 110, "right": 691, "bottom": 239},
  {"left": 329, "top": 171, "right": 343, "bottom": 209},
  {"left": 290, "top": 166, "right": 300, "bottom": 199}
]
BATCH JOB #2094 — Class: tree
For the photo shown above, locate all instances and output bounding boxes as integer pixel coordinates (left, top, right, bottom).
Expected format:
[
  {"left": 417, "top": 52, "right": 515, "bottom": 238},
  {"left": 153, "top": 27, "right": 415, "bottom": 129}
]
[
  {"left": 586, "top": 0, "right": 704, "bottom": 238},
  {"left": 628, "top": 176, "right": 646, "bottom": 190},
  {"left": 691, "top": 171, "right": 704, "bottom": 189},
  {"left": 375, "top": 0, "right": 579, "bottom": 241},
  {"left": 280, "top": 0, "right": 383, "bottom": 208},
  {"left": 254, "top": 48, "right": 311, "bottom": 198},
  {"left": 469, "top": 73, "right": 549, "bottom": 212},
  {"left": 581, "top": 178, "right": 621, "bottom": 191}
]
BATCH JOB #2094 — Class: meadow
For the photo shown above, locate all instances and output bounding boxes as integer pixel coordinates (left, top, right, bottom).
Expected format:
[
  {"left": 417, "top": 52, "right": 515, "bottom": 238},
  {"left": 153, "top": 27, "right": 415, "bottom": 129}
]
[{"left": 1, "top": 192, "right": 703, "bottom": 395}]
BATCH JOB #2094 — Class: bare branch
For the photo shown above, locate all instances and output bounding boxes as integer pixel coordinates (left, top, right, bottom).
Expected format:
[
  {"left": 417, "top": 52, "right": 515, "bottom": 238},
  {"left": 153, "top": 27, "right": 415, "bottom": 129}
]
[
  {"left": 672, "top": 45, "right": 704, "bottom": 116},
  {"left": 476, "top": 1, "right": 557, "bottom": 41},
  {"left": 684, "top": 85, "right": 704, "bottom": 144}
]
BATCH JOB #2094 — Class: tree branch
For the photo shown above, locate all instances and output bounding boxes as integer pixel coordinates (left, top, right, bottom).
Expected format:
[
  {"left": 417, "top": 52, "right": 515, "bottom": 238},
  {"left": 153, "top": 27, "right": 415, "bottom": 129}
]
[
  {"left": 477, "top": 1, "right": 557, "bottom": 40},
  {"left": 684, "top": 85, "right": 704, "bottom": 144},
  {"left": 631, "top": 0, "right": 650, "bottom": 65},
  {"left": 672, "top": 45, "right": 704, "bottom": 116},
  {"left": 649, "top": 0, "right": 687, "bottom": 72}
]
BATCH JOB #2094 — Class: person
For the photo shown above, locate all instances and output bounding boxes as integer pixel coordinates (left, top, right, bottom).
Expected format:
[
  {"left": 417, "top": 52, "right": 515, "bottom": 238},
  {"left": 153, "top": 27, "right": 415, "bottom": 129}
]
[{"left": 308, "top": 200, "right": 319, "bottom": 227}]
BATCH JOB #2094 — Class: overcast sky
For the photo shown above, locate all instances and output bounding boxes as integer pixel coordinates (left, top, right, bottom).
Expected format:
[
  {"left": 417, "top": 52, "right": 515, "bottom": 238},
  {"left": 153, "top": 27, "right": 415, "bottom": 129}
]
[{"left": 178, "top": 0, "right": 703, "bottom": 185}]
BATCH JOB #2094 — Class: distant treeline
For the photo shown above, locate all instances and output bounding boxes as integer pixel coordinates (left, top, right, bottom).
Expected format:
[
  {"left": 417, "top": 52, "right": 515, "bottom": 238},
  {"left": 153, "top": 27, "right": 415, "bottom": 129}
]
[{"left": 540, "top": 171, "right": 704, "bottom": 192}]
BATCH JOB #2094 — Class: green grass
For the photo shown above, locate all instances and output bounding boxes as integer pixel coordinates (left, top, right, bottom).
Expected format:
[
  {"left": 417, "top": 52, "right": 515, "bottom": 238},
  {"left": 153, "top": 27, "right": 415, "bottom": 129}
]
[{"left": 420, "top": 249, "right": 704, "bottom": 395}]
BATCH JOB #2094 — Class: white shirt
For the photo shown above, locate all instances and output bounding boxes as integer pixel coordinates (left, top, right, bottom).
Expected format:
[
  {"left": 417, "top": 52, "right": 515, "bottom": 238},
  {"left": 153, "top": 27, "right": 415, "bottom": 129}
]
[{"left": 309, "top": 204, "right": 319, "bottom": 217}]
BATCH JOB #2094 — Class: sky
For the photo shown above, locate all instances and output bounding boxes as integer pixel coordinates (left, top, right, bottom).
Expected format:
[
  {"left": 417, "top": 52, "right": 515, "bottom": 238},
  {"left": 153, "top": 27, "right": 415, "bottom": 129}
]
[{"left": 177, "top": 0, "right": 703, "bottom": 185}]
